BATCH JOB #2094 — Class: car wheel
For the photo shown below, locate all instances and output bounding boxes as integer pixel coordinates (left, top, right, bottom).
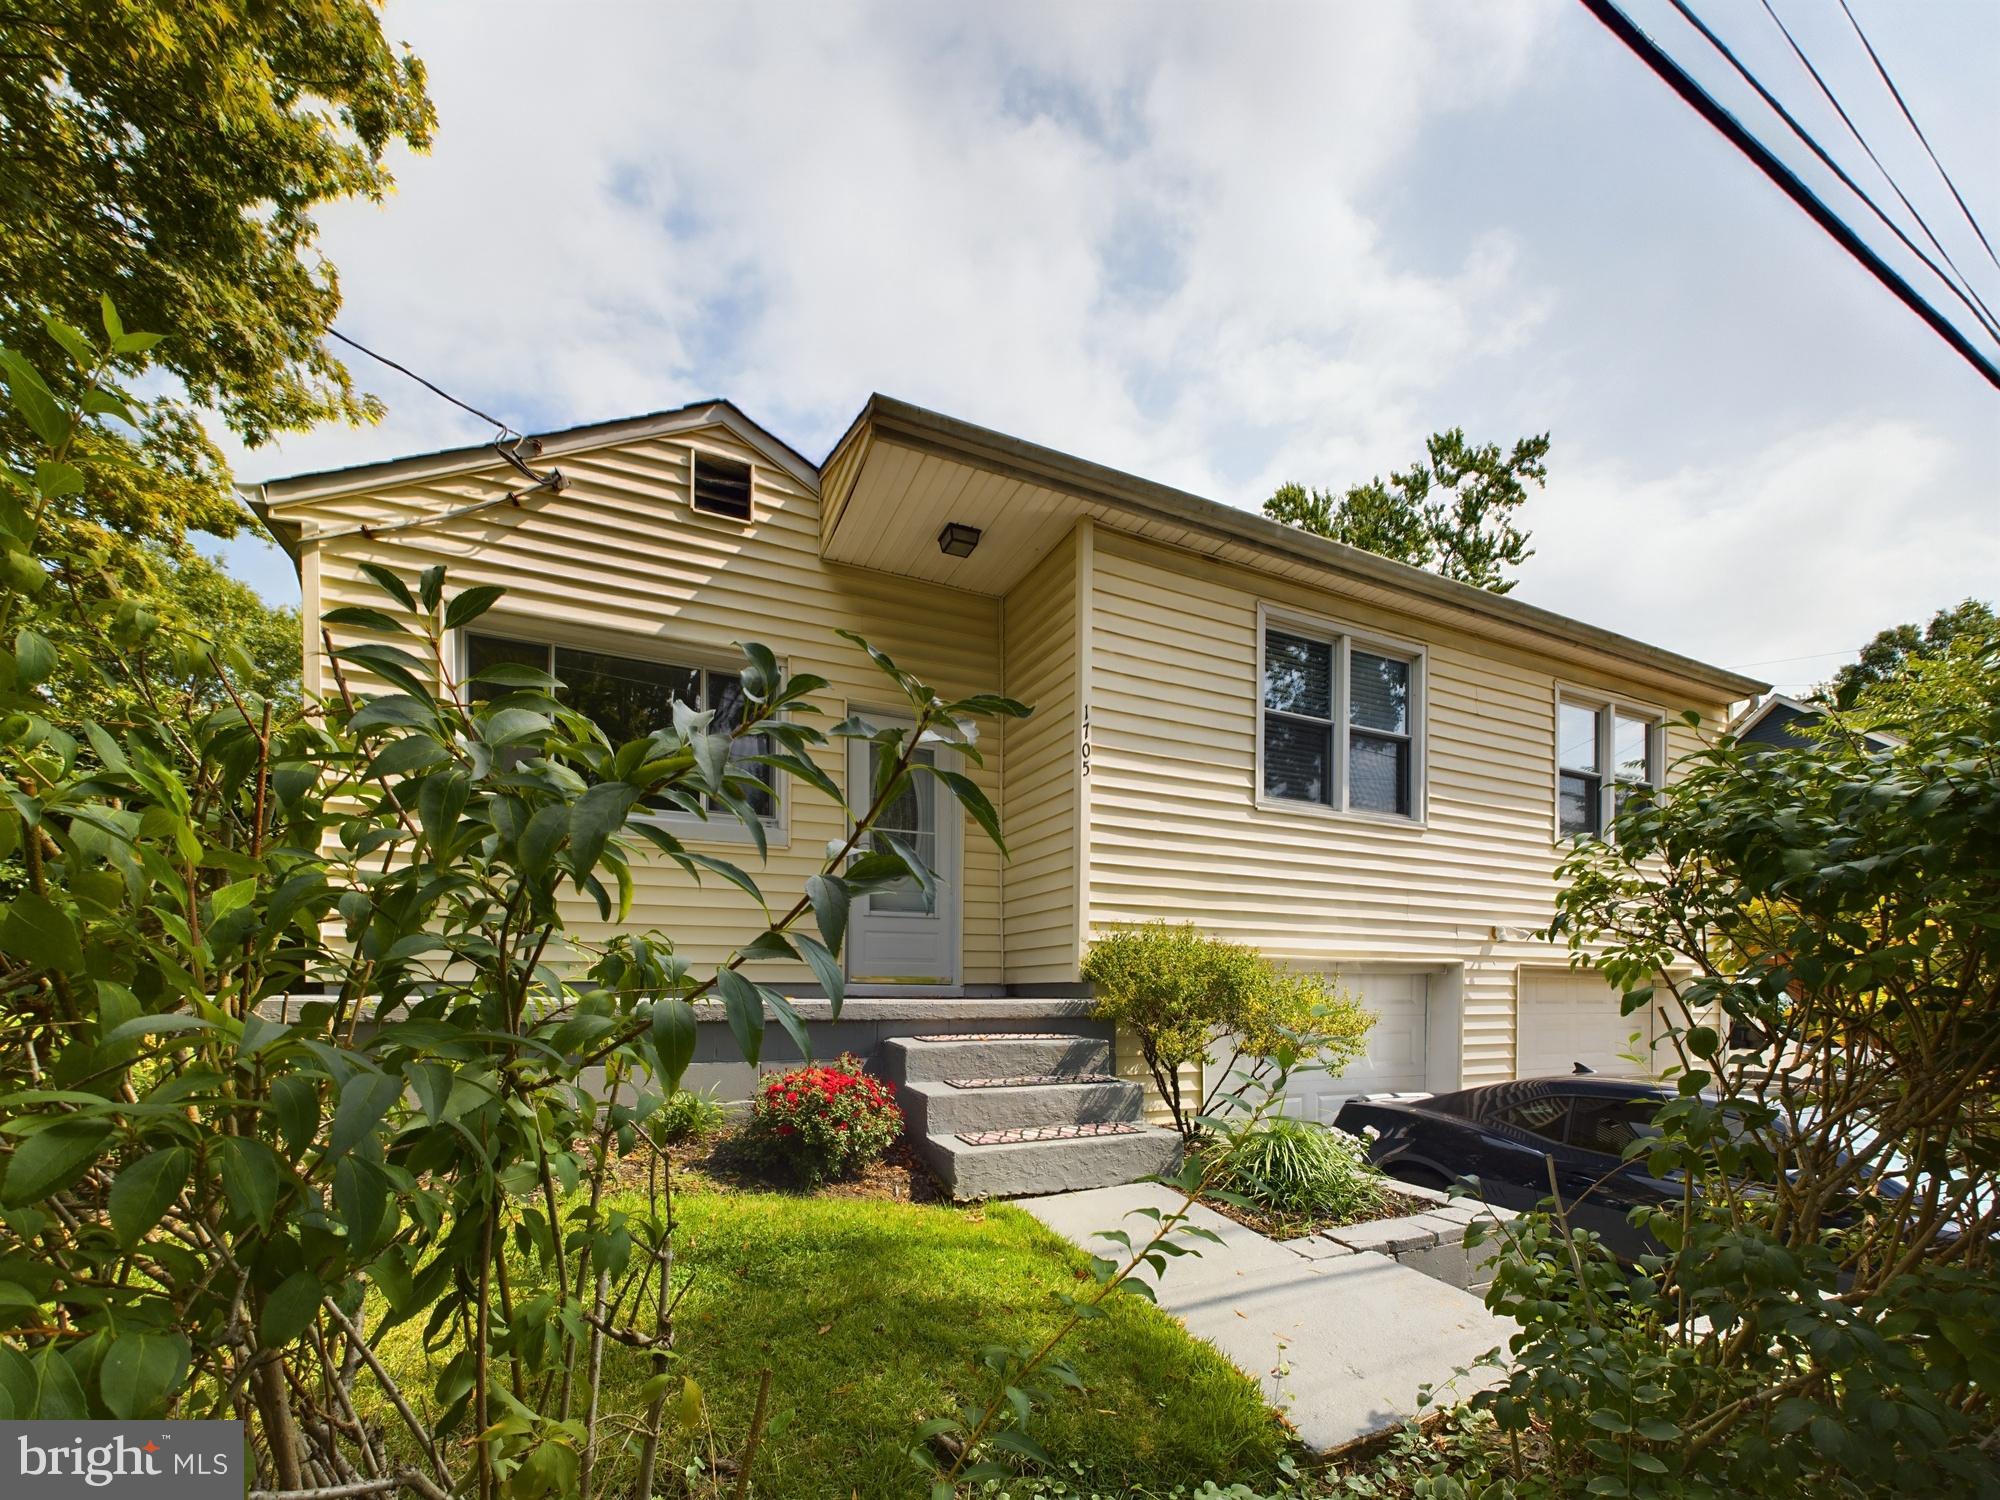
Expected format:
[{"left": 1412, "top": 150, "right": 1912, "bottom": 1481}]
[{"left": 1390, "top": 1163, "right": 1453, "bottom": 1192}]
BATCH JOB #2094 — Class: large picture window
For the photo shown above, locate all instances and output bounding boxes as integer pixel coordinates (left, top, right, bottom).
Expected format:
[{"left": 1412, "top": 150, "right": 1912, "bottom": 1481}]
[
  {"left": 1259, "top": 616, "right": 1422, "bottom": 820},
  {"left": 1556, "top": 693, "right": 1659, "bottom": 839},
  {"left": 465, "top": 632, "right": 776, "bottom": 821}
]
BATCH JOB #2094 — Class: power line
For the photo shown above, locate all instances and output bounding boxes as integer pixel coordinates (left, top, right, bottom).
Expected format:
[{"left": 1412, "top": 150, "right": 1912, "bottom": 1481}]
[
  {"left": 1753, "top": 0, "right": 2000, "bottom": 341},
  {"left": 1837, "top": 0, "right": 2000, "bottom": 275},
  {"left": 326, "top": 326, "right": 522, "bottom": 442},
  {"left": 1575, "top": 0, "right": 2000, "bottom": 389},
  {"left": 1660, "top": 0, "right": 1999, "bottom": 344}
]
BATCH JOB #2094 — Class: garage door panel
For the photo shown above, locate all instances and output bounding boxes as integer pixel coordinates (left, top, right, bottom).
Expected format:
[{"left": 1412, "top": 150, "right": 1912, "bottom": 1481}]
[
  {"left": 1228, "top": 971, "right": 1433, "bottom": 1124},
  {"left": 1517, "top": 969, "right": 1658, "bottom": 1079}
]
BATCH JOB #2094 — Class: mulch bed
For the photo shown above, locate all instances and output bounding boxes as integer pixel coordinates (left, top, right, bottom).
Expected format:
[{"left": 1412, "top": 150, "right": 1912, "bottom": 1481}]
[
  {"left": 609, "top": 1131, "right": 952, "bottom": 1205},
  {"left": 1197, "top": 1184, "right": 1435, "bottom": 1242}
]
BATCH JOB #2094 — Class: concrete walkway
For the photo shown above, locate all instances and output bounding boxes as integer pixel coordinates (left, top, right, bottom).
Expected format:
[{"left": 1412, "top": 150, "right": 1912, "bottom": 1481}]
[{"left": 1018, "top": 1182, "right": 1509, "bottom": 1452}]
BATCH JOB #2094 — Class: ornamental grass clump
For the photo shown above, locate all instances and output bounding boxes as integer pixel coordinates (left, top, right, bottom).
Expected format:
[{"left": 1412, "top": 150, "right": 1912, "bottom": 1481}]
[
  {"left": 742, "top": 1054, "right": 903, "bottom": 1186},
  {"left": 1221, "top": 1116, "right": 1384, "bottom": 1223}
]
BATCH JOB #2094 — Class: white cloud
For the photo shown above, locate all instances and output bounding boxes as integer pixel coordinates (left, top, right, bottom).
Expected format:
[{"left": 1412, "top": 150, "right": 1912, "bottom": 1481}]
[
  {"left": 1532, "top": 419, "right": 1995, "bottom": 693},
  {"left": 215, "top": 0, "right": 1994, "bottom": 696}
]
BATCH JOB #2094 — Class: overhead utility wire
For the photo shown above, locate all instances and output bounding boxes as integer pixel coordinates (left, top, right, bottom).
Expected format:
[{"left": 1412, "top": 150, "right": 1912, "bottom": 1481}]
[
  {"left": 1574, "top": 0, "right": 2000, "bottom": 390},
  {"left": 326, "top": 326, "right": 523, "bottom": 443},
  {"left": 1661, "top": 0, "right": 1999, "bottom": 344},
  {"left": 1837, "top": 0, "right": 2000, "bottom": 275},
  {"left": 1753, "top": 0, "right": 2000, "bottom": 340},
  {"left": 309, "top": 325, "right": 569, "bottom": 542}
]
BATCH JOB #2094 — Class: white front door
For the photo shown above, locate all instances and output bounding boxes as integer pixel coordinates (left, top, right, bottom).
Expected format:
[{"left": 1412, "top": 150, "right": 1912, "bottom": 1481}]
[{"left": 845, "top": 718, "right": 960, "bottom": 988}]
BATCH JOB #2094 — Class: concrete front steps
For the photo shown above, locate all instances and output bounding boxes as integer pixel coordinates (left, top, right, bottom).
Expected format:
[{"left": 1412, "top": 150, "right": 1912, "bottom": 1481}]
[{"left": 882, "top": 1031, "right": 1181, "bottom": 1199}]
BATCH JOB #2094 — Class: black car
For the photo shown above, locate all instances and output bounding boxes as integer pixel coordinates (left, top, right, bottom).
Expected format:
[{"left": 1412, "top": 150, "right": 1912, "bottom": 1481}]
[{"left": 1335, "top": 1075, "right": 1682, "bottom": 1260}]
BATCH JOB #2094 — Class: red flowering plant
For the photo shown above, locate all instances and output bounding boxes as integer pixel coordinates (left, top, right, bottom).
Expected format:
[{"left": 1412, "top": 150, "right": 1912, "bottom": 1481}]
[{"left": 741, "top": 1052, "right": 903, "bottom": 1187}]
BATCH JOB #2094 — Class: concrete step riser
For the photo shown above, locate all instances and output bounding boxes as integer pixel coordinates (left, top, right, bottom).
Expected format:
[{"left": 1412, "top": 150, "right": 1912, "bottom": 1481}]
[
  {"left": 919, "top": 1129, "right": 1183, "bottom": 1200},
  {"left": 898, "top": 1079, "right": 1142, "bottom": 1137},
  {"left": 881, "top": 1036, "right": 1112, "bottom": 1083}
]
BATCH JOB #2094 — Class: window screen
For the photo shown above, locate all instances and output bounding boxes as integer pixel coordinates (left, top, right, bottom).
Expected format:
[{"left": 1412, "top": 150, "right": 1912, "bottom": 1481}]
[
  {"left": 1348, "top": 650, "right": 1411, "bottom": 815},
  {"left": 1263, "top": 630, "right": 1333, "bottom": 804}
]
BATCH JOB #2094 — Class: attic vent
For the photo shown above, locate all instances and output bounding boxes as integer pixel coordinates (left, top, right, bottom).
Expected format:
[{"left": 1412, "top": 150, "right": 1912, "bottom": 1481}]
[{"left": 692, "top": 452, "right": 753, "bottom": 520}]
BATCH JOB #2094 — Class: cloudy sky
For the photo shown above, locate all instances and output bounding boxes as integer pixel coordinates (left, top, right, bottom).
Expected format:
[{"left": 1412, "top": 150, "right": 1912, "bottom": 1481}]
[{"left": 217, "top": 0, "right": 1999, "bottom": 695}]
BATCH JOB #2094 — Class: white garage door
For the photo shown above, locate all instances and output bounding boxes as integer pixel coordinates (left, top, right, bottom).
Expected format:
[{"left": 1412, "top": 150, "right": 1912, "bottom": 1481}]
[
  {"left": 1516, "top": 969, "right": 1657, "bottom": 1079},
  {"left": 1227, "top": 972, "right": 1432, "bottom": 1124}
]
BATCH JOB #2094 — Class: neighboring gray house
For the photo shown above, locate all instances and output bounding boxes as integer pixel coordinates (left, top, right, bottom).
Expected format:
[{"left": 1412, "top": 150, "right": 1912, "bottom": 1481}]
[{"left": 1728, "top": 693, "right": 1899, "bottom": 753}]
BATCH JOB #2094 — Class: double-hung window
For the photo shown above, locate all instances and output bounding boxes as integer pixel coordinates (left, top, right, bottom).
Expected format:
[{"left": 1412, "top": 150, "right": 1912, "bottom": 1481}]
[
  {"left": 1556, "top": 693, "right": 1660, "bottom": 838},
  {"left": 465, "top": 631, "right": 777, "bottom": 823},
  {"left": 1259, "top": 614, "right": 1422, "bottom": 819}
]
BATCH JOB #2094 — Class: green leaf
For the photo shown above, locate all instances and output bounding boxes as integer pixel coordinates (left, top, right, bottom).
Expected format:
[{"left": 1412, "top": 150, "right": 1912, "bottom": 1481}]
[
  {"left": 259, "top": 1270, "right": 324, "bottom": 1348},
  {"left": 0, "top": 351, "right": 70, "bottom": 446},
  {"left": 763, "top": 986, "right": 813, "bottom": 1063},
  {"left": 794, "top": 932, "right": 845, "bottom": 1014},
  {"left": 716, "top": 968, "right": 766, "bottom": 1066},
  {"left": 335, "top": 1155, "right": 390, "bottom": 1248},
  {"left": 13, "top": 628, "right": 55, "bottom": 686},
  {"left": 2, "top": 892, "right": 83, "bottom": 973},
  {"left": 366, "top": 733, "right": 448, "bottom": 780},
  {"left": 33, "top": 461, "right": 84, "bottom": 499},
  {"left": 109, "top": 1147, "right": 190, "bottom": 1247},
  {"left": 329, "top": 1070, "right": 402, "bottom": 1159},
  {"left": 482, "top": 705, "right": 553, "bottom": 746},
  {"left": 99, "top": 1330, "right": 188, "bottom": 1419},
  {"left": 687, "top": 851, "right": 767, "bottom": 912},
  {"left": 1, "top": 1118, "right": 112, "bottom": 1205},
  {"left": 356, "top": 562, "right": 417, "bottom": 611},
  {"left": 269, "top": 1075, "right": 320, "bottom": 1159},
  {"left": 444, "top": 584, "right": 507, "bottom": 629},
  {"left": 806, "top": 873, "right": 849, "bottom": 954},
  {"left": 570, "top": 781, "right": 639, "bottom": 876},
  {"left": 217, "top": 1136, "right": 281, "bottom": 1227},
  {"left": 418, "top": 564, "right": 446, "bottom": 613},
  {"left": 321, "top": 604, "right": 409, "bottom": 634},
  {"left": 31, "top": 1344, "right": 88, "bottom": 1419},
  {"left": 350, "top": 695, "right": 436, "bottom": 732},
  {"left": 650, "top": 999, "right": 698, "bottom": 1092},
  {"left": 99, "top": 1013, "right": 211, "bottom": 1049},
  {"left": 930, "top": 767, "right": 1005, "bottom": 854},
  {"left": 1587, "top": 1408, "right": 1633, "bottom": 1434}
]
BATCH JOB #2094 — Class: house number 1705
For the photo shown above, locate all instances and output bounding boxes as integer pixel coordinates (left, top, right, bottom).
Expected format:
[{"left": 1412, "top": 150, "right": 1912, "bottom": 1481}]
[{"left": 1080, "top": 703, "right": 1091, "bottom": 776}]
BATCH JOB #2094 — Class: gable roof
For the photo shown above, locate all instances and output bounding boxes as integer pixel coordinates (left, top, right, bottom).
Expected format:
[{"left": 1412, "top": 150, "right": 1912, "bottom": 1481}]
[
  {"left": 245, "top": 390, "right": 1766, "bottom": 702},
  {"left": 249, "top": 397, "right": 821, "bottom": 507}
]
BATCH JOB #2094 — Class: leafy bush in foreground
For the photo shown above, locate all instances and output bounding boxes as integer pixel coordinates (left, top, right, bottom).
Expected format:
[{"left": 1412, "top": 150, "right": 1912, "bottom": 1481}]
[{"left": 1083, "top": 922, "right": 1372, "bottom": 1139}]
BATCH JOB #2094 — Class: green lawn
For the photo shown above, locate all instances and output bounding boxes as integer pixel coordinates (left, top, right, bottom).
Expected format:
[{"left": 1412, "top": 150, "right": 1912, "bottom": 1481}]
[{"left": 372, "top": 1188, "right": 1293, "bottom": 1497}]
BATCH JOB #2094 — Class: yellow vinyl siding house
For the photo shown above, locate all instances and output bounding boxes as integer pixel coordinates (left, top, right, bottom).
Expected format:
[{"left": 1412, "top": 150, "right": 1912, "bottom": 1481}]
[{"left": 253, "top": 394, "right": 1764, "bottom": 1123}]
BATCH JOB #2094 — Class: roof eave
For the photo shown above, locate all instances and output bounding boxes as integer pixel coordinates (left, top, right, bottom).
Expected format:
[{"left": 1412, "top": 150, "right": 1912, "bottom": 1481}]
[{"left": 853, "top": 395, "right": 1768, "bottom": 701}]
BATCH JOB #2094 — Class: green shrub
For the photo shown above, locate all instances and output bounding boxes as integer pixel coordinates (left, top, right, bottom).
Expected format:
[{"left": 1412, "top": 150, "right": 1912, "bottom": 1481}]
[
  {"left": 1083, "top": 922, "right": 1372, "bottom": 1138},
  {"left": 1221, "top": 1117, "right": 1384, "bottom": 1223},
  {"left": 657, "top": 1085, "right": 726, "bottom": 1145}
]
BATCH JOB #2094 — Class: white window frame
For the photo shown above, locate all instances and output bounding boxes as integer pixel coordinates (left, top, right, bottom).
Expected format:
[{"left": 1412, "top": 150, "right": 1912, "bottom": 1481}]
[
  {"left": 1553, "top": 686, "right": 1663, "bottom": 843},
  {"left": 688, "top": 447, "right": 755, "bottom": 524},
  {"left": 1254, "top": 602, "right": 1427, "bottom": 825},
  {"left": 455, "top": 617, "right": 788, "bottom": 849}
]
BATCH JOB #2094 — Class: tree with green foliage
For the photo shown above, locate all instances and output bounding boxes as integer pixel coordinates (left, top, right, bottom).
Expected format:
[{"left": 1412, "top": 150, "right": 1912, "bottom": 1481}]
[
  {"left": 1824, "top": 596, "right": 1996, "bottom": 710},
  {"left": 0, "top": 312, "right": 1033, "bottom": 1497},
  {"left": 1492, "top": 666, "right": 2000, "bottom": 1496},
  {"left": 1263, "top": 428, "right": 1549, "bottom": 594},
  {"left": 1083, "top": 922, "right": 1372, "bottom": 1139},
  {"left": 0, "top": 0, "right": 436, "bottom": 576}
]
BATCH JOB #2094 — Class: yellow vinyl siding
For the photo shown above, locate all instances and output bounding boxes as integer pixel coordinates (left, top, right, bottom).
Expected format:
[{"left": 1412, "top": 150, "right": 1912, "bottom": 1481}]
[
  {"left": 295, "top": 427, "right": 1006, "bottom": 987},
  {"left": 1081, "top": 529, "right": 1735, "bottom": 1086},
  {"left": 1000, "top": 527, "right": 1081, "bottom": 985}
]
